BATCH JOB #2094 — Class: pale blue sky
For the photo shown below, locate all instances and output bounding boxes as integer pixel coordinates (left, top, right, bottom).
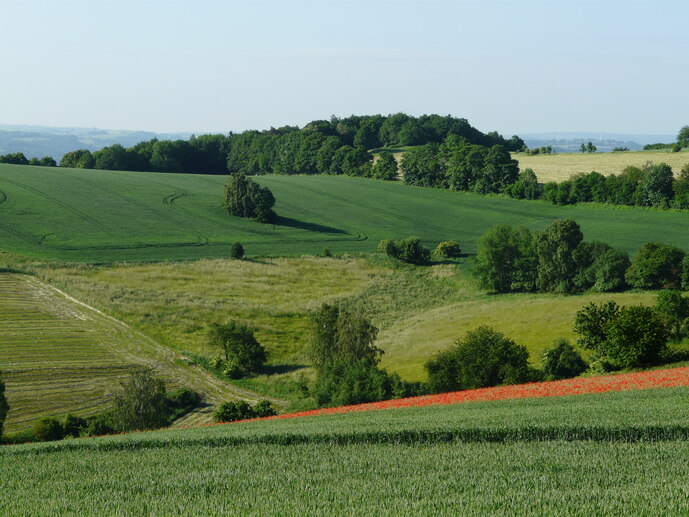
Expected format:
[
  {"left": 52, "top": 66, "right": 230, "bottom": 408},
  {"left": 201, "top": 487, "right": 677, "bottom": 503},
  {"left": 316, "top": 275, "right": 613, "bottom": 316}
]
[{"left": 1, "top": 0, "right": 687, "bottom": 135}]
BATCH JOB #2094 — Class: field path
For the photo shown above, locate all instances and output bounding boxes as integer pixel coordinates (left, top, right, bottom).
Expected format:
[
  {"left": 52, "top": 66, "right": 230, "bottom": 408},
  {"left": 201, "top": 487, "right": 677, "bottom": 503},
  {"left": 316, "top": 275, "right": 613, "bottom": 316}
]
[{"left": 0, "top": 273, "right": 278, "bottom": 431}]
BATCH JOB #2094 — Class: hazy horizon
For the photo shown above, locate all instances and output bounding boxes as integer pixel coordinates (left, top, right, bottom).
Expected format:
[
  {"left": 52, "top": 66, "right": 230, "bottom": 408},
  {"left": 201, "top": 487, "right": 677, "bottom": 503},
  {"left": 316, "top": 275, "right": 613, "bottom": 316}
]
[{"left": 2, "top": 0, "right": 687, "bottom": 136}]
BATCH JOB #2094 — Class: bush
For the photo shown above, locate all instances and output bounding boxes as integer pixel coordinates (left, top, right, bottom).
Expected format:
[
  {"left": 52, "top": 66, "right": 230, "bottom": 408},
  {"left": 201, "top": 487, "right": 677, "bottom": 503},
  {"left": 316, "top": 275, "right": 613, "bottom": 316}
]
[
  {"left": 542, "top": 340, "right": 588, "bottom": 380},
  {"left": 606, "top": 306, "right": 669, "bottom": 368},
  {"left": 208, "top": 321, "right": 267, "bottom": 378},
  {"left": 63, "top": 414, "right": 88, "bottom": 438},
  {"left": 230, "top": 242, "right": 244, "bottom": 259},
  {"left": 214, "top": 401, "right": 256, "bottom": 423},
  {"left": 655, "top": 290, "right": 689, "bottom": 340},
  {"left": 166, "top": 388, "right": 202, "bottom": 420},
  {"left": 626, "top": 242, "right": 685, "bottom": 289},
  {"left": 397, "top": 237, "right": 431, "bottom": 265},
  {"left": 377, "top": 239, "right": 399, "bottom": 258},
  {"left": 82, "top": 414, "right": 116, "bottom": 437},
  {"left": 33, "top": 417, "right": 65, "bottom": 442},
  {"left": 425, "top": 326, "right": 533, "bottom": 393},
  {"left": 252, "top": 400, "right": 277, "bottom": 417},
  {"left": 434, "top": 241, "right": 462, "bottom": 259}
]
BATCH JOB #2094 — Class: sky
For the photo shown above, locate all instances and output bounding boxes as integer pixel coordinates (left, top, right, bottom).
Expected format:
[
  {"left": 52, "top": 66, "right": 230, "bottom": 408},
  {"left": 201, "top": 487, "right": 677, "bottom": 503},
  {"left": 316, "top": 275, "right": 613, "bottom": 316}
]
[{"left": 1, "top": 0, "right": 688, "bottom": 136}]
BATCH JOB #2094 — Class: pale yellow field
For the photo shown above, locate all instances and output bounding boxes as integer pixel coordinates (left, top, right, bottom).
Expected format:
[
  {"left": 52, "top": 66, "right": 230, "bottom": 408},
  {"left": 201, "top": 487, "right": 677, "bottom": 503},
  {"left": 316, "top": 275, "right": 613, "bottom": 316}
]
[
  {"left": 515, "top": 151, "right": 689, "bottom": 183},
  {"left": 378, "top": 291, "right": 658, "bottom": 382}
]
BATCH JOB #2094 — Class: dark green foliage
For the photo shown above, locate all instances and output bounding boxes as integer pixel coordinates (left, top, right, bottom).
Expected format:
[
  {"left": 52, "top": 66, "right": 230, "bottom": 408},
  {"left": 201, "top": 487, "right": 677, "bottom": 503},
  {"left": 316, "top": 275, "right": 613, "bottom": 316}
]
[
  {"left": 574, "top": 301, "right": 621, "bottom": 355},
  {"left": 0, "top": 377, "right": 8, "bottom": 439},
  {"left": 112, "top": 371, "right": 170, "bottom": 432},
  {"left": 0, "top": 152, "right": 29, "bottom": 165},
  {"left": 166, "top": 388, "right": 202, "bottom": 421},
  {"left": 542, "top": 340, "right": 588, "bottom": 380},
  {"left": 312, "top": 359, "right": 396, "bottom": 406},
  {"left": 573, "top": 242, "right": 629, "bottom": 292},
  {"left": 81, "top": 414, "right": 116, "bottom": 437},
  {"left": 208, "top": 321, "right": 267, "bottom": 377},
  {"left": 640, "top": 163, "right": 674, "bottom": 207},
  {"left": 606, "top": 306, "right": 668, "bottom": 368},
  {"left": 434, "top": 241, "right": 462, "bottom": 259},
  {"left": 626, "top": 242, "right": 685, "bottom": 289},
  {"left": 473, "top": 225, "right": 537, "bottom": 292},
  {"left": 63, "top": 414, "right": 88, "bottom": 438},
  {"left": 677, "top": 126, "right": 689, "bottom": 147},
  {"left": 28, "top": 156, "right": 57, "bottom": 167},
  {"left": 506, "top": 168, "right": 542, "bottom": 200},
  {"left": 32, "top": 418, "right": 65, "bottom": 442},
  {"left": 224, "top": 173, "right": 276, "bottom": 223},
  {"left": 396, "top": 237, "right": 431, "bottom": 265},
  {"left": 213, "top": 400, "right": 276, "bottom": 422},
  {"left": 59, "top": 149, "right": 94, "bottom": 169},
  {"left": 682, "top": 255, "right": 689, "bottom": 290},
  {"left": 371, "top": 151, "right": 398, "bottom": 180},
  {"left": 377, "top": 237, "right": 430, "bottom": 265},
  {"left": 230, "top": 242, "right": 244, "bottom": 259},
  {"left": 535, "top": 218, "right": 583, "bottom": 293},
  {"left": 425, "top": 326, "right": 532, "bottom": 393},
  {"left": 214, "top": 401, "right": 255, "bottom": 422},
  {"left": 252, "top": 400, "right": 277, "bottom": 418},
  {"left": 655, "top": 290, "right": 689, "bottom": 340}
]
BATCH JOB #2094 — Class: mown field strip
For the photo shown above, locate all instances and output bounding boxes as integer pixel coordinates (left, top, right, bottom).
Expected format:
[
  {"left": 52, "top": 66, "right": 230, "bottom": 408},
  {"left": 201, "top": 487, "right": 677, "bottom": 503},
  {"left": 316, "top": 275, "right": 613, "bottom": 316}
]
[{"left": 0, "top": 273, "right": 271, "bottom": 432}]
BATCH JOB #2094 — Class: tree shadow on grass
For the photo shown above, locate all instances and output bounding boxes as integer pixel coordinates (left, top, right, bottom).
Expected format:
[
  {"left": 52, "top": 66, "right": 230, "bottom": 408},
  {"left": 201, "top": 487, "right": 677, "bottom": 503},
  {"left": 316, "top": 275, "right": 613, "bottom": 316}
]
[{"left": 272, "top": 215, "right": 348, "bottom": 235}]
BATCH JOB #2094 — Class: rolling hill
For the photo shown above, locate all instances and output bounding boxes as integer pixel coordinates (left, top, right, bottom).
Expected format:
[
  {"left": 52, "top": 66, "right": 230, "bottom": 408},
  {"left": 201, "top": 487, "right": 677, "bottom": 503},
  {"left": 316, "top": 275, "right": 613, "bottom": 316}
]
[{"left": 3, "top": 163, "right": 689, "bottom": 262}]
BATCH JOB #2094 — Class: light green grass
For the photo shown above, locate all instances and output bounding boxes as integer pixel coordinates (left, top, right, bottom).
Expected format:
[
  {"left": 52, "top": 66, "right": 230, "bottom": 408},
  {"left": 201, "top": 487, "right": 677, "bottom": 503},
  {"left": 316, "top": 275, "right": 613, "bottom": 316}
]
[
  {"left": 4, "top": 164, "right": 689, "bottom": 262},
  {"left": 0, "top": 272, "right": 267, "bottom": 433},
  {"left": 515, "top": 150, "right": 689, "bottom": 183},
  {"left": 4, "top": 387, "right": 689, "bottom": 515}
]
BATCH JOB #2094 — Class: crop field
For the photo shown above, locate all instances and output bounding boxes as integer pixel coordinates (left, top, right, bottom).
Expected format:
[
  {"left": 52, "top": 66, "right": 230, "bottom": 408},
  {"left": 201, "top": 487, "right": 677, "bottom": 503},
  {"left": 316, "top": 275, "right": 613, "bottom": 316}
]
[
  {"left": 515, "top": 150, "right": 689, "bottom": 183},
  {"left": 3, "top": 386, "right": 689, "bottom": 515},
  {"left": 0, "top": 272, "right": 265, "bottom": 433},
  {"left": 4, "top": 164, "right": 689, "bottom": 262}
]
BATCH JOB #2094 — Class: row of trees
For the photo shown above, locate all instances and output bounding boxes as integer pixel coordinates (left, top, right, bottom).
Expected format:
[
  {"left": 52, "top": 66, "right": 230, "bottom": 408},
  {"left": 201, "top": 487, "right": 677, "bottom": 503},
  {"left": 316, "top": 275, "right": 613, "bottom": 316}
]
[
  {"left": 400, "top": 135, "right": 520, "bottom": 194},
  {"left": 0, "top": 152, "right": 56, "bottom": 167},
  {"left": 474, "top": 218, "right": 689, "bottom": 294},
  {"left": 518, "top": 162, "right": 689, "bottom": 209}
]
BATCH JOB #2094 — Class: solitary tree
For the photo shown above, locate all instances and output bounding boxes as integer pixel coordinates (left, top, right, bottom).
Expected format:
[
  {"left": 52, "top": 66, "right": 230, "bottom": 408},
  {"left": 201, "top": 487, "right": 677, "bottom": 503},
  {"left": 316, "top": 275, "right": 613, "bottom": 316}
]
[
  {"left": 224, "top": 173, "right": 276, "bottom": 223},
  {"left": 208, "top": 321, "right": 267, "bottom": 377},
  {"left": 112, "top": 371, "right": 170, "bottom": 431}
]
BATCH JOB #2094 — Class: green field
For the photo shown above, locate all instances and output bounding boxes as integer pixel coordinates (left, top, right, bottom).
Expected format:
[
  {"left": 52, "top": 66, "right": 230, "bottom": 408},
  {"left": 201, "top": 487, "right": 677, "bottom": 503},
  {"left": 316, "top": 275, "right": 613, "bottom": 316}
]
[
  {"left": 0, "top": 272, "right": 267, "bottom": 433},
  {"left": 515, "top": 150, "right": 689, "bottom": 183},
  {"left": 4, "top": 386, "right": 689, "bottom": 515},
  {"left": 4, "top": 163, "right": 689, "bottom": 262}
]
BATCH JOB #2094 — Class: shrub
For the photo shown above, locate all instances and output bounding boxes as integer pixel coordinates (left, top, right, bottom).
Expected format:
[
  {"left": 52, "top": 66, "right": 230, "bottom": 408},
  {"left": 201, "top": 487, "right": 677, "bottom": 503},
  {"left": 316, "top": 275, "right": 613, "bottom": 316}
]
[
  {"left": 626, "top": 242, "right": 685, "bottom": 289},
  {"left": 223, "top": 173, "right": 276, "bottom": 223},
  {"left": 542, "top": 340, "right": 588, "bottom": 380},
  {"left": 606, "top": 306, "right": 669, "bottom": 368},
  {"left": 82, "top": 414, "right": 116, "bottom": 437},
  {"left": 208, "top": 321, "right": 267, "bottom": 378},
  {"left": 33, "top": 417, "right": 65, "bottom": 442},
  {"left": 397, "top": 237, "right": 431, "bottom": 265},
  {"left": 377, "top": 239, "right": 399, "bottom": 258},
  {"left": 252, "top": 400, "right": 277, "bottom": 417},
  {"left": 574, "top": 301, "right": 621, "bottom": 355},
  {"left": 425, "top": 326, "right": 532, "bottom": 393},
  {"left": 230, "top": 242, "right": 244, "bottom": 259},
  {"left": 655, "top": 290, "right": 689, "bottom": 340},
  {"left": 166, "top": 388, "right": 202, "bottom": 420},
  {"left": 63, "top": 414, "right": 88, "bottom": 438},
  {"left": 214, "top": 401, "right": 255, "bottom": 423},
  {"left": 434, "top": 241, "right": 462, "bottom": 259}
]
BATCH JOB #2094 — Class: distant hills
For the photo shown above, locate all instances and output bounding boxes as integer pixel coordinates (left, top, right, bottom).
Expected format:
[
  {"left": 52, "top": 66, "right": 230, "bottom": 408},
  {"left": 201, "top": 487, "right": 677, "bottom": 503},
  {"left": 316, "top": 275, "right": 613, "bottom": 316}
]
[
  {"left": 0, "top": 125, "right": 191, "bottom": 160},
  {"left": 520, "top": 131, "right": 675, "bottom": 153}
]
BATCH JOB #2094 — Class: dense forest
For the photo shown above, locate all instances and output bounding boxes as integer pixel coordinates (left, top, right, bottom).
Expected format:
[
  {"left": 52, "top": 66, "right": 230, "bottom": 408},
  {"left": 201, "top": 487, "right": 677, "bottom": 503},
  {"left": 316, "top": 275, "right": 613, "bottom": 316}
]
[{"left": 48, "top": 113, "right": 525, "bottom": 176}]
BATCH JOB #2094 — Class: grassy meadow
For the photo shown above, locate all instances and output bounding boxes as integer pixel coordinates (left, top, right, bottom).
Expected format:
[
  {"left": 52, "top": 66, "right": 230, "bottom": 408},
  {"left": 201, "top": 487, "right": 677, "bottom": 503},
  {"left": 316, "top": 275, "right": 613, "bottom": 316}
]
[
  {"left": 515, "top": 150, "right": 689, "bottom": 183},
  {"left": 4, "top": 386, "right": 689, "bottom": 515},
  {"left": 0, "top": 272, "right": 268, "bottom": 433},
  {"left": 4, "top": 163, "right": 689, "bottom": 262}
]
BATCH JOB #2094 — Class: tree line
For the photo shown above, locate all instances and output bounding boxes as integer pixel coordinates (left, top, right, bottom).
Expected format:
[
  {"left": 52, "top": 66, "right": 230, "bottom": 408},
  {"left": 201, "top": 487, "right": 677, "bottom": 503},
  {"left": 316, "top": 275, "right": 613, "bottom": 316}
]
[
  {"left": 12, "top": 113, "right": 522, "bottom": 177},
  {"left": 511, "top": 162, "right": 689, "bottom": 209},
  {"left": 474, "top": 218, "right": 689, "bottom": 294}
]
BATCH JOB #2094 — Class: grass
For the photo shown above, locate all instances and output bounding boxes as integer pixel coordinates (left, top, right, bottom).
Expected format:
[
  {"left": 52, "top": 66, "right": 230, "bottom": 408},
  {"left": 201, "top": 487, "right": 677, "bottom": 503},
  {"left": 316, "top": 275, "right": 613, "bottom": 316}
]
[
  {"left": 0, "top": 272, "right": 268, "bottom": 433},
  {"left": 4, "top": 387, "right": 689, "bottom": 515},
  {"left": 4, "top": 163, "right": 689, "bottom": 262},
  {"left": 514, "top": 150, "right": 689, "bottom": 183}
]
